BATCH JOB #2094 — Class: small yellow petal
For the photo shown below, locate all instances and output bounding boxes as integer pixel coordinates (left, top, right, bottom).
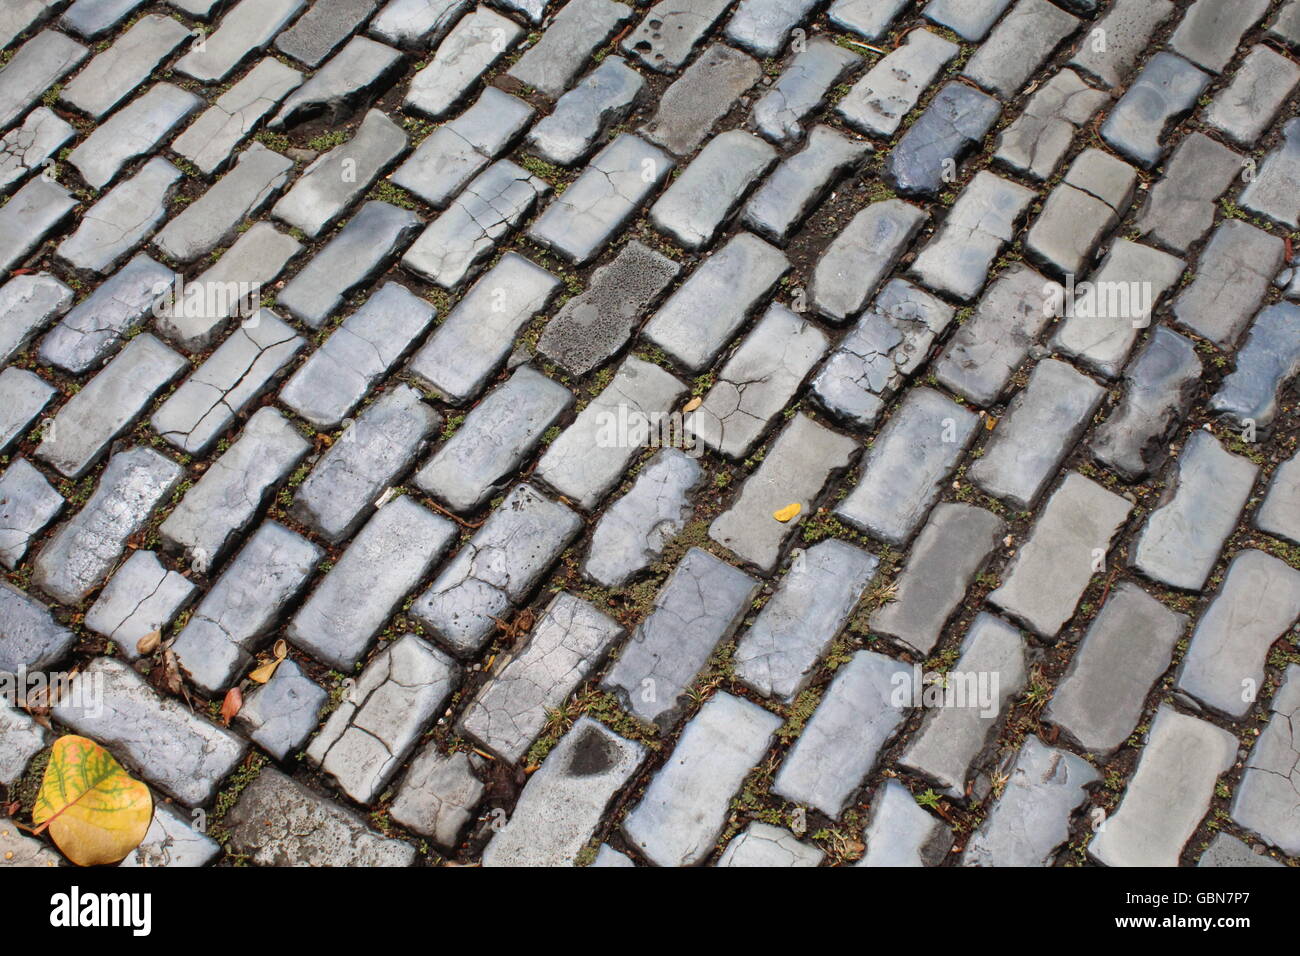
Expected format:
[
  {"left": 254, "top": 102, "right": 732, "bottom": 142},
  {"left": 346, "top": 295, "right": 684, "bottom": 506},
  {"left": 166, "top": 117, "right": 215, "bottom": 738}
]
[{"left": 773, "top": 502, "right": 801, "bottom": 523}]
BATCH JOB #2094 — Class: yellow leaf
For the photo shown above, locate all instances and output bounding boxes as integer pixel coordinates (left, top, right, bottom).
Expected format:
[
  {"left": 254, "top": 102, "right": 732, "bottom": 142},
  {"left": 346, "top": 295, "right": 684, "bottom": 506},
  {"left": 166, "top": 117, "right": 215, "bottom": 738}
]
[
  {"left": 247, "top": 658, "right": 280, "bottom": 684},
  {"left": 773, "top": 502, "right": 801, "bottom": 523},
  {"left": 32, "top": 735, "right": 153, "bottom": 867},
  {"left": 135, "top": 629, "right": 161, "bottom": 656},
  {"left": 682, "top": 396, "right": 702, "bottom": 413}
]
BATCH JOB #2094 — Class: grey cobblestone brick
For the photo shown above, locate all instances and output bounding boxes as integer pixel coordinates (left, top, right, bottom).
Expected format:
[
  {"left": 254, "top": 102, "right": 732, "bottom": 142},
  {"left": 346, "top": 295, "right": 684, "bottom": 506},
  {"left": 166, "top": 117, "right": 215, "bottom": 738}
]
[
  {"left": 60, "top": 15, "right": 190, "bottom": 120},
  {"left": 1202, "top": 46, "right": 1300, "bottom": 148},
  {"left": 60, "top": 0, "right": 145, "bottom": 40},
  {"left": 1025, "top": 148, "right": 1136, "bottom": 278},
  {"left": 639, "top": 43, "right": 760, "bottom": 156},
  {"left": 83, "top": 550, "right": 194, "bottom": 657},
  {"left": 175, "top": 0, "right": 306, "bottom": 84},
  {"left": 1256, "top": 452, "right": 1300, "bottom": 546},
  {"left": 1169, "top": 0, "right": 1271, "bottom": 74},
  {"left": 622, "top": 0, "right": 731, "bottom": 73},
  {"left": 812, "top": 199, "right": 926, "bottom": 323},
  {"left": 0, "top": 29, "right": 86, "bottom": 130},
  {"left": 885, "top": 82, "right": 1000, "bottom": 196},
  {"left": 742, "top": 125, "right": 868, "bottom": 245},
  {"left": 0, "top": 458, "right": 63, "bottom": 570},
  {"left": 527, "top": 55, "right": 644, "bottom": 166},
  {"left": 837, "top": 28, "right": 955, "bottom": 140},
  {"left": 0, "top": 695, "right": 50, "bottom": 787},
  {"left": 121, "top": 802, "right": 219, "bottom": 868},
  {"left": 389, "top": 746, "right": 483, "bottom": 848},
  {"left": 993, "top": 70, "right": 1108, "bottom": 181},
  {"left": 752, "top": 37, "right": 860, "bottom": 145},
  {"left": 275, "top": 0, "right": 377, "bottom": 69},
  {"left": 1240, "top": 118, "right": 1300, "bottom": 230},
  {"left": 1069, "top": 0, "right": 1174, "bottom": 88},
  {"left": 272, "top": 35, "right": 403, "bottom": 129},
  {"left": 650, "top": 130, "right": 776, "bottom": 251},
  {"left": 1208, "top": 303, "right": 1300, "bottom": 432},
  {"left": 725, "top": 0, "right": 819, "bottom": 59},
  {"left": 507, "top": 0, "right": 630, "bottom": 100},
  {"left": 370, "top": 0, "right": 468, "bottom": 50},
  {"left": 67, "top": 83, "right": 200, "bottom": 192},
  {"left": 828, "top": 0, "right": 908, "bottom": 40},
  {"left": 1172, "top": 220, "right": 1284, "bottom": 349},
  {"left": 0, "top": 579, "right": 76, "bottom": 672},
  {"left": 717, "top": 822, "right": 822, "bottom": 867},
  {"left": 1101, "top": 52, "right": 1210, "bottom": 168},
  {"left": 858, "top": 778, "right": 951, "bottom": 866},
  {"left": 0, "top": 176, "right": 75, "bottom": 276},
  {"left": 403, "top": 7, "right": 520, "bottom": 119},
  {"left": 922, "top": 0, "right": 1011, "bottom": 41},
  {"left": 233, "top": 658, "right": 327, "bottom": 761},
  {"left": 0, "top": 272, "right": 73, "bottom": 369},
  {"left": 963, "top": 0, "right": 1078, "bottom": 99},
  {"left": 1232, "top": 664, "right": 1300, "bottom": 855},
  {"left": 0, "top": 107, "right": 74, "bottom": 194},
  {"left": 0, "top": 368, "right": 56, "bottom": 455},
  {"left": 1133, "top": 131, "right": 1241, "bottom": 255},
  {"left": 60, "top": 157, "right": 182, "bottom": 274}
]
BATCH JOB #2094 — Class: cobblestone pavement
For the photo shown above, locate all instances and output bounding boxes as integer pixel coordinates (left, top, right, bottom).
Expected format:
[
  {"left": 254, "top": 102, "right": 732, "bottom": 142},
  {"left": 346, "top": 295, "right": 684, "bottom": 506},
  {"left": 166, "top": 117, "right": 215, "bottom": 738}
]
[{"left": 1, "top": 0, "right": 1299, "bottom": 869}]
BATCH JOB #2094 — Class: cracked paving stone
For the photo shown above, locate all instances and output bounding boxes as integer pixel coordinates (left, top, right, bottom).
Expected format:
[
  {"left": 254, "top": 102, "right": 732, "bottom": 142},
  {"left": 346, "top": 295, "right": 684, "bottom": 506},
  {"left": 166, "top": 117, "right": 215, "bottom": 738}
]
[
  {"left": 1257, "top": 451, "right": 1300, "bottom": 546},
  {"left": 725, "top": 0, "right": 819, "bottom": 59},
  {"left": 38, "top": 256, "right": 171, "bottom": 374},
  {"left": 687, "top": 304, "right": 827, "bottom": 459},
  {"left": 226, "top": 767, "right": 415, "bottom": 866},
  {"left": 898, "top": 612, "right": 1027, "bottom": 798},
  {"left": 603, "top": 547, "right": 758, "bottom": 727},
  {"left": 151, "top": 310, "right": 304, "bottom": 455},
  {"left": 536, "top": 356, "right": 686, "bottom": 511},
  {"left": 811, "top": 199, "right": 927, "bottom": 323},
  {"left": 1090, "top": 705, "right": 1236, "bottom": 867},
  {"left": 0, "top": 579, "right": 75, "bottom": 672},
  {"left": 277, "top": 201, "right": 419, "bottom": 328},
  {"left": 289, "top": 497, "right": 456, "bottom": 670},
  {"left": 59, "top": 157, "right": 182, "bottom": 275},
  {"left": 408, "top": 251, "right": 560, "bottom": 404},
  {"left": 1101, "top": 52, "right": 1210, "bottom": 169},
  {"left": 836, "top": 387, "right": 977, "bottom": 547},
  {"left": 650, "top": 130, "right": 775, "bottom": 251},
  {"left": 828, "top": 0, "right": 908, "bottom": 39},
  {"left": 1172, "top": 220, "right": 1284, "bottom": 349},
  {"left": 624, "top": 692, "right": 780, "bottom": 866},
  {"left": 0, "top": 107, "right": 75, "bottom": 195},
  {"left": 392, "top": 86, "right": 534, "bottom": 207},
  {"left": 858, "top": 778, "right": 951, "bottom": 866},
  {"left": 963, "top": 0, "right": 1079, "bottom": 100},
  {"left": 290, "top": 383, "right": 439, "bottom": 544},
  {"left": 1045, "top": 581, "right": 1186, "bottom": 755},
  {"left": 962, "top": 735, "right": 1098, "bottom": 867},
  {"left": 885, "top": 81, "right": 1000, "bottom": 197},
  {"left": 414, "top": 365, "right": 572, "bottom": 514},
  {"left": 640, "top": 43, "right": 761, "bottom": 157},
  {"left": 710, "top": 413, "right": 857, "bottom": 572},
  {"left": 1090, "top": 326, "right": 1202, "bottom": 482},
  {"left": 1132, "top": 431, "right": 1258, "bottom": 592},
  {"left": 1132, "top": 131, "right": 1241, "bottom": 256},
  {"left": 621, "top": 0, "right": 731, "bottom": 74},
  {"left": 0, "top": 694, "right": 50, "bottom": 787},
  {"left": 0, "top": 1, "right": 62, "bottom": 50},
  {"left": 52, "top": 656, "right": 248, "bottom": 806},
  {"left": 160, "top": 406, "right": 309, "bottom": 568},
  {"left": 870, "top": 502, "right": 1004, "bottom": 656},
  {"left": 910, "top": 171, "right": 1035, "bottom": 302},
  {"left": 370, "top": 0, "right": 468, "bottom": 50},
  {"left": 922, "top": 0, "right": 1011, "bottom": 41},
  {"left": 507, "top": 0, "right": 630, "bottom": 100},
  {"left": 0, "top": 30, "right": 87, "bottom": 131},
  {"left": 155, "top": 222, "right": 302, "bottom": 352},
  {"left": 32, "top": 446, "right": 182, "bottom": 606},
  {"left": 536, "top": 239, "right": 680, "bottom": 377},
  {"left": 1199, "top": 833, "right": 1284, "bottom": 868},
  {"left": 643, "top": 231, "right": 788, "bottom": 372},
  {"left": 389, "top": 746, "right": 484, "bottom": 848},
  {"left": 1170, "top": 0, "right": 1271, "bottom": 74},
  {"left": 1208, "top": 302, "right": 1300, "bottom": 433},
  {"left": 527, "top": 55, "right": 645, "bottom": 167},
  {"left": 0, "top": 458, "right": 63, "bottom": 570},
  {"left": 1272, "top": 0, "right": 1300, "bottom": 47},
  {"left": 583, "top": 448, "right": 703, "bottom": 589},
  {"left": 1232, "top": 663, "right": 1300, "bottom": 856},
  {"left": 82, "top": 550, "right": 193, "bottom": 658},
  {"left": 1240, "top": 118, "right": 1300, "bottom": 230},
  {"left": 172, "top": 59, "right": 305, "bottom": 176},
  {"left": 969, "top": 358, "right": 1105, "bottom": 511},
  {"left": 271, "top": 35, "right": 404, "bottom": 130},
  {"left": 1202, "top": 45, "right": 1300, "bottom": 148},
  {"left": 61, "top": 0, "right": 146, "bottom": 40},
  {"left": 837, "top": 28, "right": 955, "bottom": 140},
  {"left": 272, "top": 109, "right": 408, "bottom": 239},
  {"left": 752, "top": 37, "right": 861, "bottom": 145},
  {"left": 0, "top": 368, "right": 57, "bottom": 455},
  {"left": 0, "top": 176, "right": 76, "bottom": 276},
  {"left": 36, "top": 332, "right": 186, "bottom": 479},
  {"left": 460, "top": 591, "right": 624, "bottom": 763},
  {"left": 403, "top": 7, "right": 520, "bottom": 119},
  {"left": 275, "top": 0, "right": 377, "bottom": 69},
  {"left": 175, "top": 0, "right": 306, "bottom": 84},
  {"left": 1050, "top": 238, "right": 1185, "bottom": 379},
  {"left": 281, "top": 281, "right": 436, "bottom": 430},
  {"left": 60, "top": 15, "right": 191, "bottom": 120},
  {"left": 718, "top": 822, "right": 822, "bottom": 867},
  {"left": 1068, "top": 0, "right": 1175, "bottom": 89},
  {"left": 988, "top": 472, "right": 1133, "bottom": 639},
  {"left": 410, "top": 483, "right": 582, "bottom": 657},
  {"left": 992, "top": 70, "right": 1109, "bottom": 181},
  {"left": 528, "top": 132, "right": 674, "bottom": 265},
  {"left": 68, "top": 84, "right": 200, "bottom": 191},
  {"left": 733, "top": 538, "right": 877, "bottom": 703},
  {"left": 812, "top": 279, "right": 954, "bottom": 428},
  {"left": 0, "top": 272, "right": 73, "bottom": 367},
  {"left": 1025, "top": 148, "right": 1137, "bottom": 278},
  {"left": 234, "top": 658, "right": 327, "bottom": 760},
  {"left": 153, "top": 144, "right": 293, "bottom": 265},
  {"left": 171, "top": 520, "right": 321, "bottom": 694},
  {"left": 742, "top": 125, "right": 869, "bottom": 245},
  {"left": 484, "top": 717, "right": 644, "bottom": 867},
  {"left": 121, "top": 802, "right": 219, "bottom": 868},
  {"left": 772, "top": 651, "right": 910, "bottom": 817},
  {"left": 307, "top": 632, "right": 459, "bottom": 803},
  {"left": 1177, "top": 549, "right": 1300, "bottom": 719},
  {"left": 402, "top": 159, "right": 549, "bottom": 289}
]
